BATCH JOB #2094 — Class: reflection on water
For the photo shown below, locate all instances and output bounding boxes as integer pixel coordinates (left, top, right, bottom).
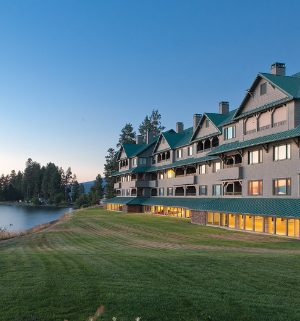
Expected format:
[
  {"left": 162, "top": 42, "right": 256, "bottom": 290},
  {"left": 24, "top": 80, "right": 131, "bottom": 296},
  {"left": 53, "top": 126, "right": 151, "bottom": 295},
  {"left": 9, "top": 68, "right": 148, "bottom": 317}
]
[{"left": 0, "top": 205, "right": 72, "bottom": 231}]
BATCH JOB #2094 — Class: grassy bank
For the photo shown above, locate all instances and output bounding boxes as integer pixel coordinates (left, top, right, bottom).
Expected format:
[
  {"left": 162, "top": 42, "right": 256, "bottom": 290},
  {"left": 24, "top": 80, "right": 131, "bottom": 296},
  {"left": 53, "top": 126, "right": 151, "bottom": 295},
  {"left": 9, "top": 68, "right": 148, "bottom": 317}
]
[{"left": 1, "top": 208, "right": 300, "bottom": 321}]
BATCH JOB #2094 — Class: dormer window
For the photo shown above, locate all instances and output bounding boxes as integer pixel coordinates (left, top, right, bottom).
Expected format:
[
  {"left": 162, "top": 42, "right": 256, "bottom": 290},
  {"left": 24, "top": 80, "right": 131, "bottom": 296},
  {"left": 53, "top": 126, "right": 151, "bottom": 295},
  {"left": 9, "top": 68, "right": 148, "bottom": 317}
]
[
  {"left": 205, "top": 119, "right": 210, "bottom": 128},
  {"left": 132, "top": 158, "right": 137, "bottom": 167},
  {"left": 177, "top": 149, "right": 183, "bottom": 159},
  {"left": 224, "top": 125, "right": 236, "bottom": 140},
  {"left": 188, "top": 146, "right": 193, "bottom": 156},
  {"left": 260, "top": 82, "right": 267, "bottom": 95}
]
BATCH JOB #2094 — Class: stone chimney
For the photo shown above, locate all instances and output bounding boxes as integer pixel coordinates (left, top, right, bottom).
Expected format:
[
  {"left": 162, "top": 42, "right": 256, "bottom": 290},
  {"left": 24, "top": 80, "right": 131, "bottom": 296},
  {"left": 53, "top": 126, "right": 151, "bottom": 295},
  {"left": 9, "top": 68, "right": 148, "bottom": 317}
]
[
  {"left": 146, "top": 130, "right": 154, "bottom": 144},
  {"left": 219, "top": 101, "right": 229, "bottom": 114},
  {"left": 271, "top": 62, "right": 286, "bottom": 76},
  {"left": 176, "top": 122, "right": 184, "bottom": 133},
  {"left": 136, "top": 134, "right": 144, "bottom": 144},
  {"left": 193, "top": 114, "right": 202, "bottom": 132}
]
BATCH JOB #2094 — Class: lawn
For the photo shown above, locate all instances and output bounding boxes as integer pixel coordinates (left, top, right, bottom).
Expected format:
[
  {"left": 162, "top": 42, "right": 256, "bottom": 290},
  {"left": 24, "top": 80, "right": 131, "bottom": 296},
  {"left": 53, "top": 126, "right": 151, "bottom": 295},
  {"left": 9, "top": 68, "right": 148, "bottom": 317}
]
[{"left": 1, "top": 208, "right": 300, "bottom": 321}]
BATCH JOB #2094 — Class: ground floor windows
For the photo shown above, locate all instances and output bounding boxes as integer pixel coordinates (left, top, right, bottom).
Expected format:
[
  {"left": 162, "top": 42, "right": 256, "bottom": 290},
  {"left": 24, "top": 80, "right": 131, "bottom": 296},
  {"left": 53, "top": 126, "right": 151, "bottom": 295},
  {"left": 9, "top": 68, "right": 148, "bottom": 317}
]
[
  {"left": 158, "top": 188, "right": 164, "bottom": 196},
  {"left": 199, "top": 185, "right": 207, "bottom": 195},
  {"left": 146, "top": 205, "right": 190, "bottom": 218},
  {"left": 167, "top": 187, "right": 173, "bottom": 196},
  {"left": 204, "top": 212, "right": 300, "bottom": 239},
  {"left": 106, "top": 203, "right": 123, "bottom": 211}
]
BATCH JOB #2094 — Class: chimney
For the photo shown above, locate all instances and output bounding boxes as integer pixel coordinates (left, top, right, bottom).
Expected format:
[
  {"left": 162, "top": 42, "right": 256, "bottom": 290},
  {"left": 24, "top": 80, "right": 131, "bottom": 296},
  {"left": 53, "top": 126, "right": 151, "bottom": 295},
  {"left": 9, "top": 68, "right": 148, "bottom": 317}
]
[
  {"left": 219, "top": 101, "right": 229, "bottom": 114},
  {"left": 271, "top": 62, "right": 286, "bottom": 76},
  {"left": 193, "top": 114, "right": 202, "bottom": 132},
  {"left": 136, "top": 134, "right": 144, "bottom": 144},
  {"left": 176, "top": 122, "right": 184, "bottom": 133},
  {"left": 146, "top": 130, "right": 154, "bottom": 144}
]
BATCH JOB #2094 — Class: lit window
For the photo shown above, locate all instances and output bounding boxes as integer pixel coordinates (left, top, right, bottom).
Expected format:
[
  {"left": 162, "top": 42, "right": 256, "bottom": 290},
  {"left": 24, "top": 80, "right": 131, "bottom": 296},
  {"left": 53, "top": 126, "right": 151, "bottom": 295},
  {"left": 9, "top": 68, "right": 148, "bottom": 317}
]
[
  {"left": 260, "top": 82, "right": 267, "bottom": 95},
  {"left": 213, "top": 184, "right": 222, "bottom": 196},
  {"left": 199, "top": 164, "right": 206, "bottom": 174},
  {"left": 248, "top": 150, "right": 263, "bottom": 164},
  {"left": 167, "top": 169, "right": 175, "bottom": 179},
  {"left": 177, "top": 149, "right": 183, "bottom": 158},
  {"left": 273, "top": 178, "right": 291, "bottom": 195},
  {"left": 248, "top": 180, "right": 263, "bottom": 195},
  {"left": 213, "top": 162, "right": 221, "bottom": 172},
  {"left": 199, "top": 185, "right": 207, "bottom": 195},
  {"left": 274, "top": 144, "right": 290, "bottom": 161},
  {"left": 224, "top": 126, "right": 236, "bottom": 140},
  {"left": 159, "top": 172, "right": 164, "bottom": 180},
  {"left": 188, "top": 146, "right": 193, "bottom": 156}
]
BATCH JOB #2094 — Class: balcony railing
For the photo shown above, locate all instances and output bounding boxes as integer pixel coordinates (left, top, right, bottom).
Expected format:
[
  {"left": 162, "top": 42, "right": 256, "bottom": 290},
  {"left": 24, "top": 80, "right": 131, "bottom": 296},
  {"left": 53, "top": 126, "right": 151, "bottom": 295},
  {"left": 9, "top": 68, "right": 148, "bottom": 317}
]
[
  {"left": 224, "top": 192, "right": 242, "bottom": 196},
  {"left": 273, "top": 120, "right": 287, "bottom": 127},
  {"left": 223, "top": 163, "right": 242, "bottom": 169},
  {"left": 245, "top": 129, "right": 256, "bottom": 135}
]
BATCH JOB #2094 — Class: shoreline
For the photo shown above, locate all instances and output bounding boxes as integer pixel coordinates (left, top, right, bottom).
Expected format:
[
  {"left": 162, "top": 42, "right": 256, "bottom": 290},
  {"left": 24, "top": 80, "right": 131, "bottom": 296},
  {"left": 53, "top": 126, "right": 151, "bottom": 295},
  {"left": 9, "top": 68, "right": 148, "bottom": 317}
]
[
  {"left": 0, "top": 210, "right": 75, "bottom": 242},
  {"left": 0, "top": 201, "right": 71, "bottom": 209}
]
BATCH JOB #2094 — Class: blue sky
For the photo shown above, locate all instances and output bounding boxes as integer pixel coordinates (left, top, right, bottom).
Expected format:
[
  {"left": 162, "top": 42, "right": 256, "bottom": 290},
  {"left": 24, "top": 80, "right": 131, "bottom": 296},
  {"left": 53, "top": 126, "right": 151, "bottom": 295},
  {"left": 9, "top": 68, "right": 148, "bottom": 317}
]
[{"left": 1, "top": 0, "right": 300, "bottom": 181}]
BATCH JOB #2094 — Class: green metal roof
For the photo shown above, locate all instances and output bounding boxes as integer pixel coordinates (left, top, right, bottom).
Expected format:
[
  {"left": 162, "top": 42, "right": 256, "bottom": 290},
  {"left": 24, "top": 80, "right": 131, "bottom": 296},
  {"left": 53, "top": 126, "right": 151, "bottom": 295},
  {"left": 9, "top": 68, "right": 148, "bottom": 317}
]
[
  {"left": 160, "top": 127, "right": 194, "bottom": 150},
  {"left": 209, "top": 125, "right": 300, "bottom": 156},
  {"left": 147, "top": 155, "right": 218, "bottom": 172},
  {"left": 111, "top": 166, "right": 150, "bottom": 177},
  {"left": 122, "top": 143, "right": 150, "bottom": 158},
  {"left": 103, "top": 197, "right": 136, "bottom": 204},
  {"left": 106, "top": 197, "right": 300, "bottom": 218},
  {"left": 260, "top": 72, "right": 300, "bottom": 98}
]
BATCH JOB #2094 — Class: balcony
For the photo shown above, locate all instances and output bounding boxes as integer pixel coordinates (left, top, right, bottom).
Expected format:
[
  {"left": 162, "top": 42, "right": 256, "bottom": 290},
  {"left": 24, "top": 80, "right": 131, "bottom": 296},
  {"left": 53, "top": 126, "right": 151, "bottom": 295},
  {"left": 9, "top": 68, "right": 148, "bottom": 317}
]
[
  {"left": 218, "top": 166, "right": 243, "bottom": 181},
  {"left": 168, "top": 175, "right": 196, "bottom": 186},
  {"left": 136, "top": 180, "right": 158, "bottom": 188}
]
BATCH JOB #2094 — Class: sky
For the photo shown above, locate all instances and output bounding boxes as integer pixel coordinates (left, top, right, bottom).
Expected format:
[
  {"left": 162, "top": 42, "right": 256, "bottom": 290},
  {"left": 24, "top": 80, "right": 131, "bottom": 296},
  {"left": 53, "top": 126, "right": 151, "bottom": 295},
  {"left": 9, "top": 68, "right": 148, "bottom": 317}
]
[{"left": 1, "top": 0, "right": 300, "bottom": 182}]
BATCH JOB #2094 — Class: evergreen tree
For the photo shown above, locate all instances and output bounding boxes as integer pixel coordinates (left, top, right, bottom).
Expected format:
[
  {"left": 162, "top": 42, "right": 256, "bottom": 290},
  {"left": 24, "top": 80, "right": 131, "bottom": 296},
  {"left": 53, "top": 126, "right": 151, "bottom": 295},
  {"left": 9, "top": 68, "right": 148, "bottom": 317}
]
[
  {"left": 90, "top": 174, "right": 104, "bottom": 204},
  {"left": 117, "top": 123, "right": 136, "bottom": 148},
  {"left": 104, "top": 148, "right": 118, "bottom": 199},
  {"left": 138, "top": 109, "right": 165, "bottom": 140}
]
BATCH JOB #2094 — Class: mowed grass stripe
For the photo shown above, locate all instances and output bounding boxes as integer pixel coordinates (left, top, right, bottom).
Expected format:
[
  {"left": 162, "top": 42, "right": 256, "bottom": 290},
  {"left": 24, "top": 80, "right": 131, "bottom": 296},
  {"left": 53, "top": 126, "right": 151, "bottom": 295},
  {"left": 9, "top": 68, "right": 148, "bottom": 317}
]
[{"left": 1, "top": 208, "right": 300, "bottom": 321}]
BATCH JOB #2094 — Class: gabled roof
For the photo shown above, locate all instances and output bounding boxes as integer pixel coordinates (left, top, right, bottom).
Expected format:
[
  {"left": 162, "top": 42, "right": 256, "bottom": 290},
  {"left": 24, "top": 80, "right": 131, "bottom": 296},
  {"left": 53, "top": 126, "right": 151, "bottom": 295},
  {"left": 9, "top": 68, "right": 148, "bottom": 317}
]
[
  {"left": 118, "top": 137, "right": 158, "bottom": 160},
  {"left": 208, "top": 125, "right": 300, "bottom": 156},
  {"left": 260, "top": 72, "right": 300, "bottom": 98},
  {"left": 233, "top": 72, "right": 300, "bottom": 119},
  {"left": 104, "top": 196, "right": 300, "bottom": 218},
  {"left": 154, "top": 127, "right": 194, "bottom": 152},
  {"left": 191, "top": 111, "right": 236, "bottom": 142}
]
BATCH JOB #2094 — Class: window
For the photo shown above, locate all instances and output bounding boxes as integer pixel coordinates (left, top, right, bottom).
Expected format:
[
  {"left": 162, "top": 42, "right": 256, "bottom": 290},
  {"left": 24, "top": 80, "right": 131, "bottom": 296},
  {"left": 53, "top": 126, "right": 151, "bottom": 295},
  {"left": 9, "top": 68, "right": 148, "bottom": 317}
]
[
  {"left": 248, "top": 150, "right": 263, "bottom": 164},
  {"left": 167, "top": 187, "right": 173, "bottom": 196},
  {"left": 274, "top": 144, "right": 291, "bottom": 161},
  {"left": 224, "top": 126, "right": 236, "bottom": 140},
  {"left": 158, "top": 172, "right": 164, "bottom": 180},
  {"left": 188, "top": 146, "right": 193, "bottom": 156},
  {"left": 158, "top": 188, "right": 164, "bottom": 196},
  {"left": 177, "top": 149, "right": 183, "bottom": 158},
  {"left": 273, "top": 178, "right": 291, "bottom": 195},
  {"left": 260, "top": 82, "right": 267, "bottom": 95},
  {"left": 132, "top": 158, "right": 137, "bottom": 167},
  {"left": 213, "top": 162, "right": 221, "bottom": 173},
  {"left": 126, "top": 189, "right": 130, "bottom": 196},
  {"left": 248, "top": 180, "right": 263, "bottom": 196},
  {"left": 213, "top": 184, "right": 222, "bottom": 196},
  {"left": 199, "top": 185, "right": 207, "bottom": 195},
  {"left": 205, "top": 119, "right": 210, "bottom": 128},
  {"left": 167, "top": 169, "right": 175, "bottom": 179},
  {"left": 139, "top": 157, "right": 147, "bottom": 165},
  {"left": 199, "top": 164, "right": 206, "bottom": 174}
]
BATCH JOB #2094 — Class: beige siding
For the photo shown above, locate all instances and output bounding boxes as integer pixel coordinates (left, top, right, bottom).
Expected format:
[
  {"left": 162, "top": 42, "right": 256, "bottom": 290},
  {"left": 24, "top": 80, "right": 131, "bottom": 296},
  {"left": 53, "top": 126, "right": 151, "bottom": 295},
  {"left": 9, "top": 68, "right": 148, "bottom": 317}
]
[
  {"left": 273, "top": 105, "right": 287, "bottom": 124},
  {"left": 242, "top": 78, "right": 287, "bottom": 113},
  {"left": 156, "top": 137, "right": 170, "bottom": 152},
  {"left": 259, "top": 111, "right": 271, "bottom": 127},
  {"left": 195, "top": 119, "right": 219, "bottom": 140}
]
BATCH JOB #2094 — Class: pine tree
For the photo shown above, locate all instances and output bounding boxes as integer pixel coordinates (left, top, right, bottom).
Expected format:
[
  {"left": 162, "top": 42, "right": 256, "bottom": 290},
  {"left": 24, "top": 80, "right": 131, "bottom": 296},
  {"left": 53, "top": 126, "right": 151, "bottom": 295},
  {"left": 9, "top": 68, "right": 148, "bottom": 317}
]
[
  {"left": 117, "top": 123, "right": 136, "bottom": 148},
  {"left": 104, "top": 148, "right": 118, "bottom": 199},
  {"left": 138, "top": 109, "right": 165, "bottom": 140},
  {"left": 90, "top": 174, "right": 104, "bottom": 204}
]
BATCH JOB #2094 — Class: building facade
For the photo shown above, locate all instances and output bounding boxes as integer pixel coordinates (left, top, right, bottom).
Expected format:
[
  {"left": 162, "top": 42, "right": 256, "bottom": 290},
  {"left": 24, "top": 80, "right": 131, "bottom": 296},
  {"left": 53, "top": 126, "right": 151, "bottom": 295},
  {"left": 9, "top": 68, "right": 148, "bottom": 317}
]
[{"left": 104, "top": 62, "right": 300, "bottom": 239}]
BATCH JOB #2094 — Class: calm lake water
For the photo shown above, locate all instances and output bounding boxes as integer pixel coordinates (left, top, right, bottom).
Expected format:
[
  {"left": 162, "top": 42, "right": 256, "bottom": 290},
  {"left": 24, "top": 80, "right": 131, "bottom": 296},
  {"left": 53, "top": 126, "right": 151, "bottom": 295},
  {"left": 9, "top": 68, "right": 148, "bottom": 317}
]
[{"left": 0, "top": 204, "right": 72, "bottom": 231}]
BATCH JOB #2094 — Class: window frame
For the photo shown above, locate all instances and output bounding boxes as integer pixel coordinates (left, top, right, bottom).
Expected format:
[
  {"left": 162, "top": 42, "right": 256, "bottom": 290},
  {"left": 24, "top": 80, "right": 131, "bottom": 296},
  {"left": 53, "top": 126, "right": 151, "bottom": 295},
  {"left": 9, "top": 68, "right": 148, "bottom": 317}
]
[
  {"left": 212, "top": 184, "right": 222, "bottom": 196},
  {"left": 273, "top": 178, "right": 291, "bottom": 196},
  {"left": 199, "top": 164, "right": 206, "bottom": 175},
  {"left": 274, "top": 144, "right": 291, "bottom": 161},
  {"left": 224, "top": 125, "right": 236, "bottom": 141},
  {"left": 187, "top": 146, "right": 193, "bottom": 156},
  {"left": 248, "top": 180, "right": 263, "bottom": 196},
  {"left": 199, "top": 185, "right": 208, "bottom": 195},
  {"left": 260, "top": 82, "right": 267, "bottom": 95},
  {"left": 248, "top": 149, "right": 263, "bottom": 165}
]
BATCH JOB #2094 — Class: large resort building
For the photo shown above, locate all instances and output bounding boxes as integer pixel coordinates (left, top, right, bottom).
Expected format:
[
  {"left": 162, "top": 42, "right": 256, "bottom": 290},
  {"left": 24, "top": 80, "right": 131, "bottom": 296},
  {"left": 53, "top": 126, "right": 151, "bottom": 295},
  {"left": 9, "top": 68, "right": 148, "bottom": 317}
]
[{"left": 104, "top": 62, "right": 300, "bottom": 239}]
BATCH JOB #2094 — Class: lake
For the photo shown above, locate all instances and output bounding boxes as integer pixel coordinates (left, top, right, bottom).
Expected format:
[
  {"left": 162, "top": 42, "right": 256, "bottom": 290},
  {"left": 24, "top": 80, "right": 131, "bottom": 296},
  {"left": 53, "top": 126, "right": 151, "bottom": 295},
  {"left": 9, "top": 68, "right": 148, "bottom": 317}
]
[{"left": 0, "top": 204, "right": 72, "bottom": 231}]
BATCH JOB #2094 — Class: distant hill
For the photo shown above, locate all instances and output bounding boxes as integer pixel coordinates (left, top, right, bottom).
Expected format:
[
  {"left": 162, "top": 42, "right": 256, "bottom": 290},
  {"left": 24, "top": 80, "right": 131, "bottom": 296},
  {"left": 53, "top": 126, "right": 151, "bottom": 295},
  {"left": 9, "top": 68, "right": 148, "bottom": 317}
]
[{"left": 80, "top": 179, "right": 106, "bottom": 194}]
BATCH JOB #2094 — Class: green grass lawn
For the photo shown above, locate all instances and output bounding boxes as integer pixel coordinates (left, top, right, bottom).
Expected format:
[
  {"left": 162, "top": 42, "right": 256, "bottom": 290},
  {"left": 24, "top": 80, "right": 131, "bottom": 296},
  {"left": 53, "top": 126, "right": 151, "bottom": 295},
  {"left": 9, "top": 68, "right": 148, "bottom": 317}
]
[{"left": 1, "top": 208, "right": 300, "bottom": 321}]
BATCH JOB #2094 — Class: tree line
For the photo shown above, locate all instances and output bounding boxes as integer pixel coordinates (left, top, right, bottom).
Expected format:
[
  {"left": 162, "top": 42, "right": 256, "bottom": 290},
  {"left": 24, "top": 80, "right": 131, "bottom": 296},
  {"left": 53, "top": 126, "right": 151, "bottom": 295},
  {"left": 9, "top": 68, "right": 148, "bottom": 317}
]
[
  {"left": 0, "top": 158, "right": 104, "bottom": 207},
  {"left": 103, "top": 109, "right": 165, "bottom": 199}
]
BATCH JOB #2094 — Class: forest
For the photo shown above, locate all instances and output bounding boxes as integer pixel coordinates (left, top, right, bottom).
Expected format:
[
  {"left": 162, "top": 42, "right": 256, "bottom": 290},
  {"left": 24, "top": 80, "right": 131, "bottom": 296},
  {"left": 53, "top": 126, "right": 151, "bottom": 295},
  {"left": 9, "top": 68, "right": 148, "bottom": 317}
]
[{"left": 0, "top": 158, "right": 104, "bottom": 207}]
